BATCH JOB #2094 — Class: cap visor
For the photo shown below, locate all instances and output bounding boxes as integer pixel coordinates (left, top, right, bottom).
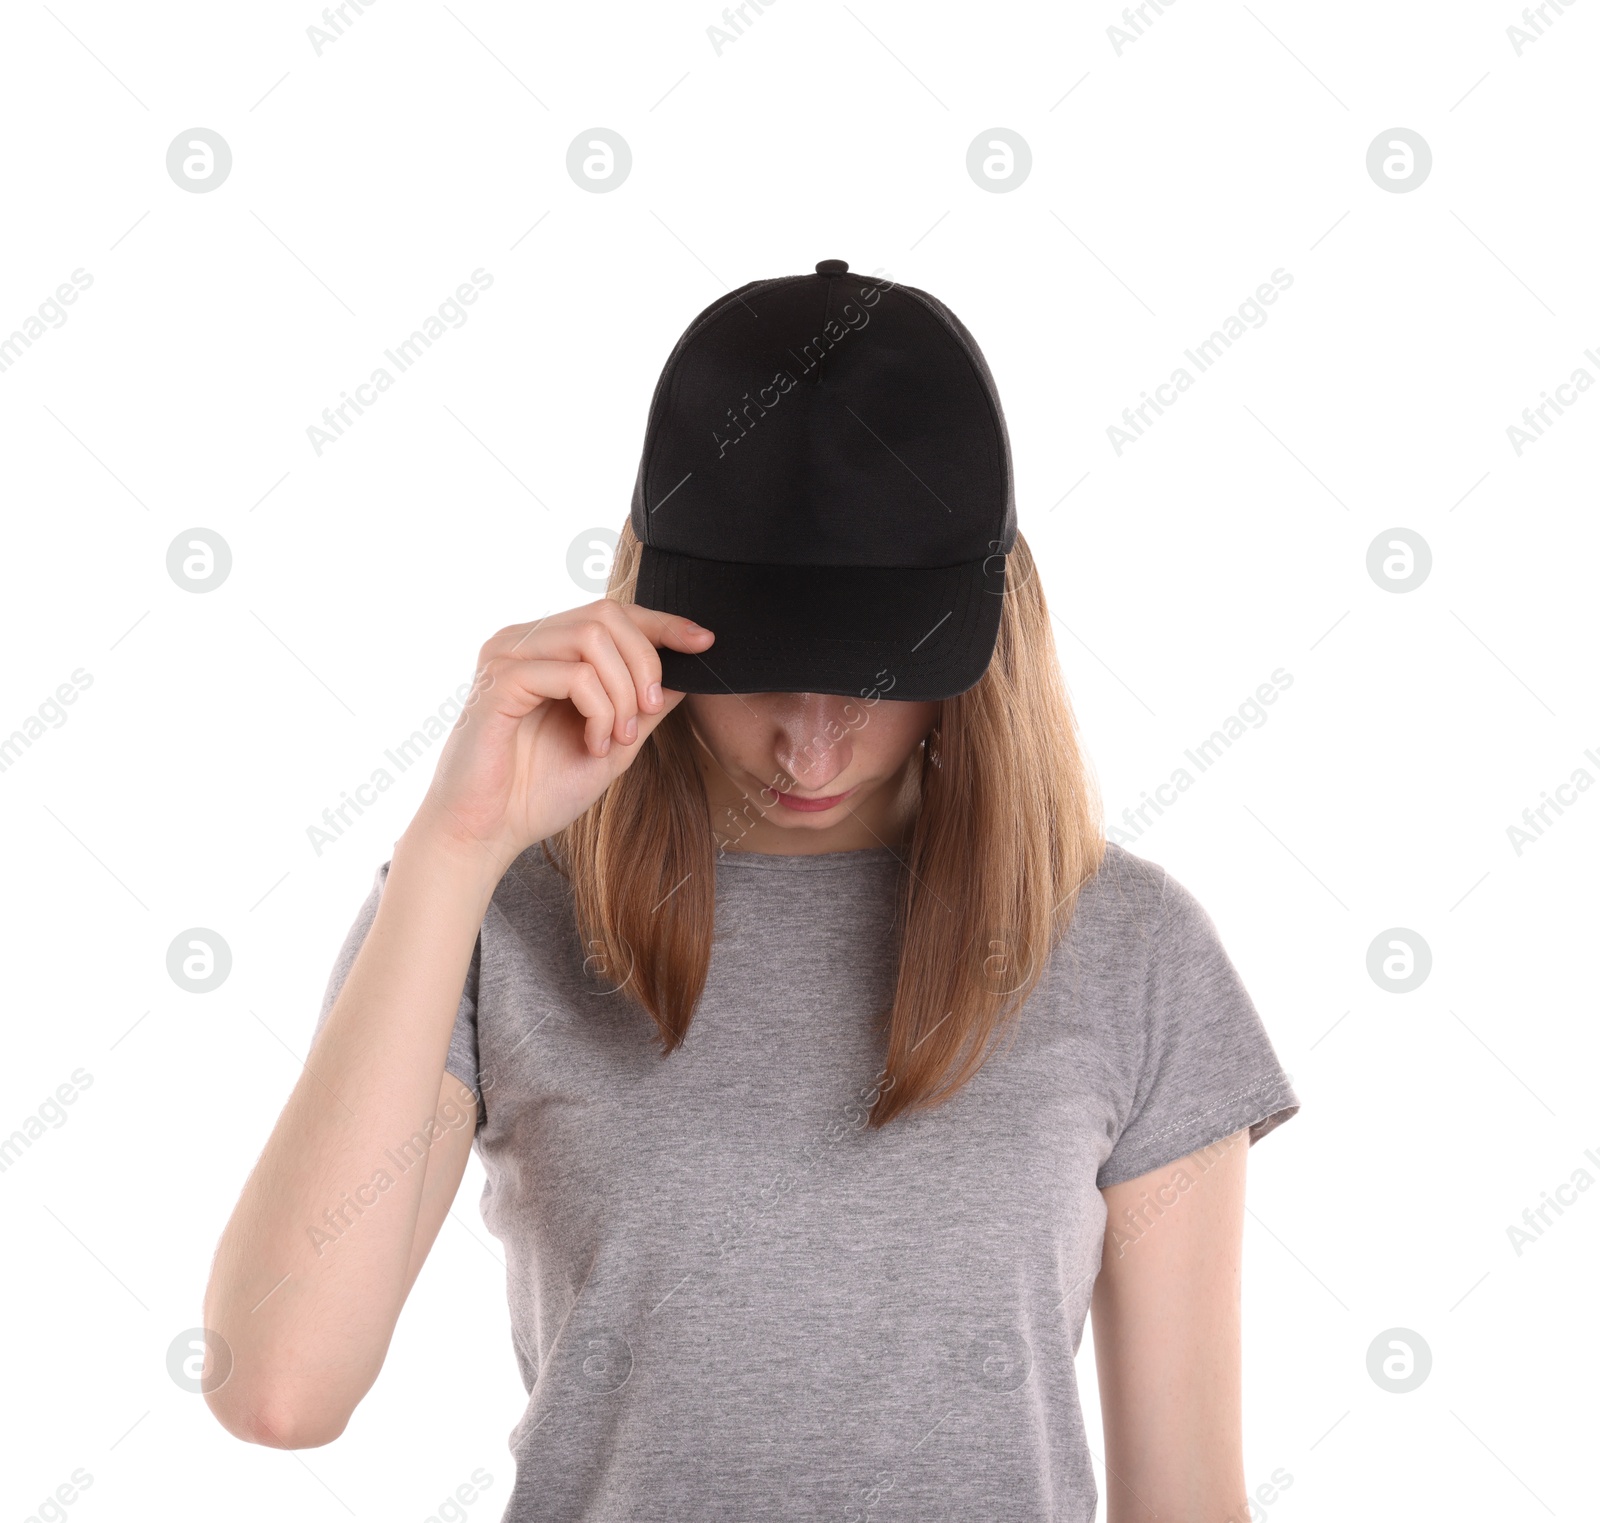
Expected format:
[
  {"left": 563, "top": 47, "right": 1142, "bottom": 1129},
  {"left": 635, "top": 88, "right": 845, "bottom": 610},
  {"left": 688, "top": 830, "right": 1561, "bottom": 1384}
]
[{"left": 635, "top": 545, "right": 1005, "bottom": 702}]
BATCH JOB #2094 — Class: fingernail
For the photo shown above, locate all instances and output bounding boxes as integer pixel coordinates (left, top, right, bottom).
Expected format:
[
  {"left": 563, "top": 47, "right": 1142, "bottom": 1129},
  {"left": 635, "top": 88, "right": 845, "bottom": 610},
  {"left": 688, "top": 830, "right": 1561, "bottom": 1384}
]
[
  {"left": 623, "top": 716, "right": 637, "bottom": 742},
  {"left": 646, "top": 682, "right": 662, "bottom": 707},
  {"left": 598, "top": 736, "right": 611, "bottom": 755},
  {"left": 684, "top": 619, "right": 709, "bottom": 634}
]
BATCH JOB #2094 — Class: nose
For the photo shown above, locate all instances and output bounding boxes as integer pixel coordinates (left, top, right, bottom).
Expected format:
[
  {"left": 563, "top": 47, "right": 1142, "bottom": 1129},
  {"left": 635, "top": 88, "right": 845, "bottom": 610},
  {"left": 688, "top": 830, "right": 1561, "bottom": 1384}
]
[{"left": 772, "top": 693, "right": 853, "bottom": 792}]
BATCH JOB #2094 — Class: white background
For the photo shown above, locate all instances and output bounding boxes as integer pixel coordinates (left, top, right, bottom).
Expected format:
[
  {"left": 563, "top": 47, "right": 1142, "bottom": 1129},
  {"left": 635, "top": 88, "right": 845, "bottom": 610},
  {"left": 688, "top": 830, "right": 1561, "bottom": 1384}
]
[{"left": 1, "top": 1, "right": 1595, "bottom": 1518}]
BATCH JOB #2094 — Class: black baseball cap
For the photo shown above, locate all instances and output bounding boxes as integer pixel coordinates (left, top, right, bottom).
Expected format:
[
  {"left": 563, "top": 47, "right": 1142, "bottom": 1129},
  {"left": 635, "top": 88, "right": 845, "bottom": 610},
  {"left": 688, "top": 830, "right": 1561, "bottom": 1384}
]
[{"left": 629, "top": 259, "right": 1016, "bottom": 702}]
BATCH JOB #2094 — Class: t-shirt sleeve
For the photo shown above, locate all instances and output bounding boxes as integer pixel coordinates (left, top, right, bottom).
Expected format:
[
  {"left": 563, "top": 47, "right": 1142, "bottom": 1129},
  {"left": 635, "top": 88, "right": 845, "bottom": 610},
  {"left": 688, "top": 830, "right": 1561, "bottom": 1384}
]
[
  {"left": 1097, "top": 869, "right": 1299, "bottom": 1189},
  {"left": 310, "top": 859, "right": 485, "bottom": 1129}
]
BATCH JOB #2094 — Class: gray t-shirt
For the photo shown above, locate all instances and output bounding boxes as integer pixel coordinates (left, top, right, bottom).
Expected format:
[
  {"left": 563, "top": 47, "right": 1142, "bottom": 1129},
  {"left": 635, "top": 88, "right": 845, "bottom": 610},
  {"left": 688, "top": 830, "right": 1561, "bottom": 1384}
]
[{"left": 314, "top": 839, "right": 1298, "bottom": 1522}]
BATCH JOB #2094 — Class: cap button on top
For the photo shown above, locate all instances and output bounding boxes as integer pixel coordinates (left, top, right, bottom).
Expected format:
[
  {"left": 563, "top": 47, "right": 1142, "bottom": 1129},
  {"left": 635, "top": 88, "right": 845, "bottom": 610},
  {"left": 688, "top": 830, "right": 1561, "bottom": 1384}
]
[{"left": 815, "top": 259, "right": 849, "bottom": 276}]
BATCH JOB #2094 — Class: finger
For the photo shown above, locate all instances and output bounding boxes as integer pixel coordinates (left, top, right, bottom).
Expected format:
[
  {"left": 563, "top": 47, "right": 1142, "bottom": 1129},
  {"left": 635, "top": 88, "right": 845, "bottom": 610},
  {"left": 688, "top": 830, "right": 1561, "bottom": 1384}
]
[
  {"left": 578, "top": 599, "right": 671, "bottom": 718},
  {"left": 490, "top": 657, "right": 615, "bottom": 756},
  {"left": 568, "top": 661, "right": 617, "bottom": 757},
  {"left": 479, "top": 605, "right": 711, "bottom": 668},
  {"left": 479, "top": 605, "right": 704, "bottom": 709},
  {"left": 622, "top": 603, "right": 715, "bottom": 659},
  {"left": 562, "top": 617, "right": 644, "bottom": 747},
  {"left": 474, "top": 606, "right": 711, "bottom": 736},
  {"left": 477, "top": 616, "right": 565, "bottom": 666},
  {"left": 474, "top": 613, "right": 643, "bottom": 745}
]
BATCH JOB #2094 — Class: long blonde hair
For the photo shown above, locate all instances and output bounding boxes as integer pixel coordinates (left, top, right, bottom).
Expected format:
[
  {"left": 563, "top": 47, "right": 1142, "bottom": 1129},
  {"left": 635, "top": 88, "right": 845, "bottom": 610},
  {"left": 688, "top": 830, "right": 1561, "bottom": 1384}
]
[{"left": 552, "top": 521, "right": 1105, "bottom": 1125}]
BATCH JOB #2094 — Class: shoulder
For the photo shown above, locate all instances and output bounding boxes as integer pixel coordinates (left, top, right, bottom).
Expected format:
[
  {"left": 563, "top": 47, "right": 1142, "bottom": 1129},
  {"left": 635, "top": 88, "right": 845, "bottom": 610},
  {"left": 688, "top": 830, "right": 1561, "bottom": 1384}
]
[
  {"left": 1026, "top": 842, "right": 1170, "bottom": 1024},
  {"left": 1070, "top": 843, "right": 1237, "bottom": 974},
  {"left": 1041, "top": 842, "right": 1244, "bottom": 1019},
  {"left": 1067, "top": 840, "right": 1172, "bottom": 950}
]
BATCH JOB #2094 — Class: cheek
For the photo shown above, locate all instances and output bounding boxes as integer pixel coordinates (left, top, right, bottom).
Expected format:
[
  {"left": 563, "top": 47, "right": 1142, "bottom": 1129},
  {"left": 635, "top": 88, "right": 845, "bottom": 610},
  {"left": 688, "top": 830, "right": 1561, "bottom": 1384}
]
[
  {"left": 683, "top": 694, "right": 781, "bottom": 778},
  {"left": 682, "top": 694, "right": 748, "bottom": 749},
  {"left": 856, "top": 702, "right": 936, "bottom": 766}
]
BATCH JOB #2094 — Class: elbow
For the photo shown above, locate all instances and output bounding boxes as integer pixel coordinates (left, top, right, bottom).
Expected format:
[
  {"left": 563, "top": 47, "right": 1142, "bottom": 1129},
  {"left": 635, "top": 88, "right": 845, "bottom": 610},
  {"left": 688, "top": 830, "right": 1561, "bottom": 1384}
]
[{"left": 204, "top": 1384, "right": 351, "bottom": 1450}]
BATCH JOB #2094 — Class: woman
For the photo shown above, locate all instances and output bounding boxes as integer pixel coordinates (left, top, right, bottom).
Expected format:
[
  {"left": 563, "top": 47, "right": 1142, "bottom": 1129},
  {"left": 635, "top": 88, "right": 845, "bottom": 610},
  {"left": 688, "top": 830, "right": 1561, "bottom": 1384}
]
[{"left": 203, "top": 260, "right": 1298, "bottom": 1522}]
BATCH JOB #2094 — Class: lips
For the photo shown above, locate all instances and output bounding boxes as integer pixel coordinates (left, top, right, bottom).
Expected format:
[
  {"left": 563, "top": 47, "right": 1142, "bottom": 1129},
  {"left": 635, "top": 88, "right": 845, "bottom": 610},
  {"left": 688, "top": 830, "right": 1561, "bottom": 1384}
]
[{"left": 772, "top": 785, "right": 855, "bottom": 813}]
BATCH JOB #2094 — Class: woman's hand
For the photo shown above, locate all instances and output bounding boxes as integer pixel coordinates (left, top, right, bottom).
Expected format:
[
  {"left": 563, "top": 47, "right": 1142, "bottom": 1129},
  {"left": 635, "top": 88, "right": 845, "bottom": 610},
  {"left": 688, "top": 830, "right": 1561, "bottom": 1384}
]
[{"left": 404, "top": 600, "right": 714, "bottom": 868}]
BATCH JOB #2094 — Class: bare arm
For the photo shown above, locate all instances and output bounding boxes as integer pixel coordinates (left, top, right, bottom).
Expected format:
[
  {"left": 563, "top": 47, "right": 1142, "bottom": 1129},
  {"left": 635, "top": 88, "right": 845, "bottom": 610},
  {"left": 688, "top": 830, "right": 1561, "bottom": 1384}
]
[
  {"left": 1090, "top": 1127, "right": 1251, "bottom": 1523},
  {"left": 203, "top": 837, "right": 500, "bottom": 1449},
  {"left": 201, "top": 601, "right": 714, "bottom": 1449},
  {"left": 401, "top": 1073, "right": 483, "bottom": 1296}
]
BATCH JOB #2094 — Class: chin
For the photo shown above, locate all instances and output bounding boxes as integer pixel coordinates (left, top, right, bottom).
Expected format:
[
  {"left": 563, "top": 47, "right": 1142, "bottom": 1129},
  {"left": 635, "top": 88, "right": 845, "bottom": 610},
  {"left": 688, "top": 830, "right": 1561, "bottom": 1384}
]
[{"left": 773, "top": 809, "right": 842, "bottom": 826}]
